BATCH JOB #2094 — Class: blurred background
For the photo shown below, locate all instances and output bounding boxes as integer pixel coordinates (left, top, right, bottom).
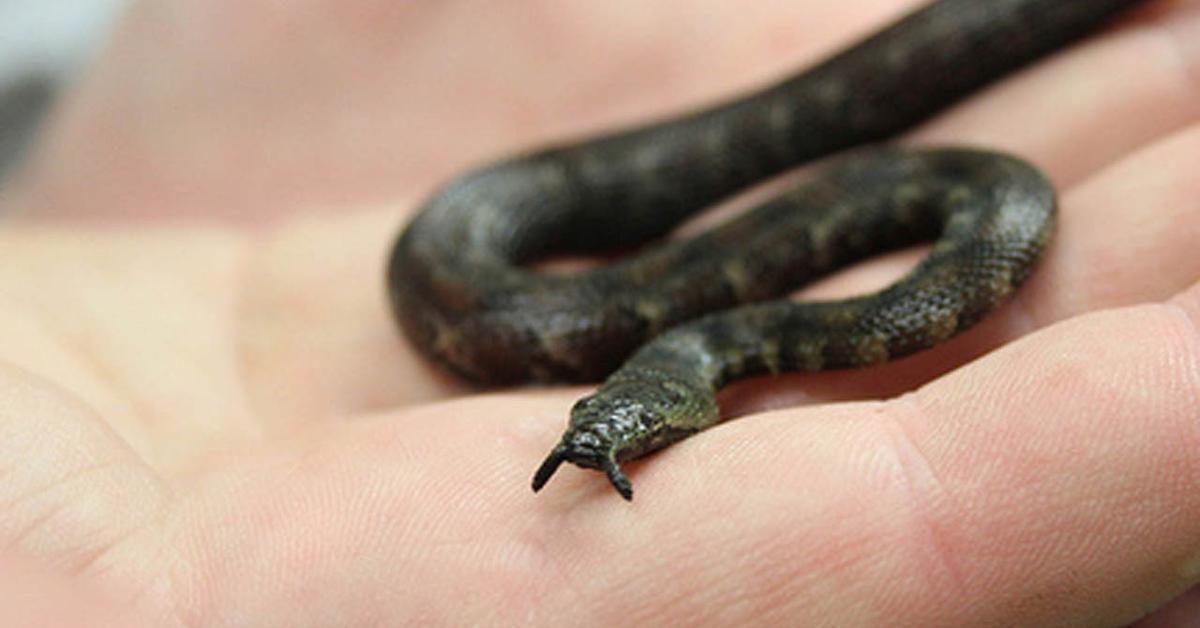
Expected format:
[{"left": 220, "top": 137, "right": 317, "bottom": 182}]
[{"left": 0, "top": 0, "right": 126, "bottom": 184}]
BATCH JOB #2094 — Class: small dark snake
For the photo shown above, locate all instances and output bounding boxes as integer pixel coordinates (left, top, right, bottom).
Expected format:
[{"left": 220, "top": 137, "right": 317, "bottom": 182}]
[{"left": 387, "top": 0, "right": 1149, "bottom": 500}]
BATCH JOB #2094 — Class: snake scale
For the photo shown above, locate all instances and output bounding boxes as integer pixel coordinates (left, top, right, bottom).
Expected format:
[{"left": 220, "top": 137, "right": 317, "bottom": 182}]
[{"left": 387, "top": 0, "right": 1150, "bottom": 500}]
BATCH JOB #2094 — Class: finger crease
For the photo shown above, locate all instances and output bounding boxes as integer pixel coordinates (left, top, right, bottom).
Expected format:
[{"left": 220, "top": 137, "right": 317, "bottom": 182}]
[{"left": 877, "top": 394, "right": 972, "bottom": 602}]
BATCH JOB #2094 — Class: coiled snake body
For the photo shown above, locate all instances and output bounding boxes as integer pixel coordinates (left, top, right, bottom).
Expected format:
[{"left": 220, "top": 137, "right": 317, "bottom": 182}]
[{"left": 387, "top": 0, "right": 1149, "bottom": 500}]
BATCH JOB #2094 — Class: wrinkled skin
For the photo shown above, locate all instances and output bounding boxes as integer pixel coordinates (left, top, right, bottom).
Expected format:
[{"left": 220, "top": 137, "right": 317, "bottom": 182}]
[{"left": 3, "top": 0, "right": 1200, "bottom": 625}]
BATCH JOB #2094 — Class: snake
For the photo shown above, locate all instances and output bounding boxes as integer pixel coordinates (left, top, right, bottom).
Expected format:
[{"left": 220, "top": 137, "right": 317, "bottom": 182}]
[{"left": 386, "top": 0, "right": 1150, "bottom": 500}]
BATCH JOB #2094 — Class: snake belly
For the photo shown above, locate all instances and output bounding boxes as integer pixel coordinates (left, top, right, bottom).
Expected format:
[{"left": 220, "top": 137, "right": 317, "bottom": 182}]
[{"left": 387, "top": 0, "right": 1149, "bottom": 500}]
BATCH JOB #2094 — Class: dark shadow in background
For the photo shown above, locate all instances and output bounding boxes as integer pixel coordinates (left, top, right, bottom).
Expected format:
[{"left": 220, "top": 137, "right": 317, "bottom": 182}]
[{"left": 0, "top": 73, "right": 57, "bottom": 186}]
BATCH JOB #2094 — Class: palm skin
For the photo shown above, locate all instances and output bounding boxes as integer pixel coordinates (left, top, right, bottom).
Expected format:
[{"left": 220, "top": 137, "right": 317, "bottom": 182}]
[{"left": 2, "top": 0, "right": 1200, "bottom": 625}]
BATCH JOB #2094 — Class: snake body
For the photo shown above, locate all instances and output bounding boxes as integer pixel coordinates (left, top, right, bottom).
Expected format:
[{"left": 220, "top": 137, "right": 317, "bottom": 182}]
[{"left": 387, "top": 0, "right": 1149, "bottom": 500}]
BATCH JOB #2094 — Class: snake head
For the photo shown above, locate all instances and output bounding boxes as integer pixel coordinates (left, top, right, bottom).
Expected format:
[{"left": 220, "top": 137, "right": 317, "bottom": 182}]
[
  {"left": 531, "top": 376, "right": 717, "bottom": 501},
  {"left": 530, "top": 389, "right": 652, "bottom": 500}
]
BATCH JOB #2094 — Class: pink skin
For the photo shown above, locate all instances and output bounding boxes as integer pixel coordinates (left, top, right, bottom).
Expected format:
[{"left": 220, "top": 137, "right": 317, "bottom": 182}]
[{"left": 1, "top": 0, "right": 1200, "bottom": 624}]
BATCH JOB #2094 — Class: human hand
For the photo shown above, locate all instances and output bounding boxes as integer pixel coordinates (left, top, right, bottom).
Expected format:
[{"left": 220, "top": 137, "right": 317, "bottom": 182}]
[{"left": 3, "top": 0, "right": 1200, "bottom": 624}]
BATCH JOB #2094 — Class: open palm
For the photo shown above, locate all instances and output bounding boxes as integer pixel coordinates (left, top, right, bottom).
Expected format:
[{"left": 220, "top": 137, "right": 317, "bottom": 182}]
[{"left": 3, "top": 1, "right": 1200, "bottom": 624}]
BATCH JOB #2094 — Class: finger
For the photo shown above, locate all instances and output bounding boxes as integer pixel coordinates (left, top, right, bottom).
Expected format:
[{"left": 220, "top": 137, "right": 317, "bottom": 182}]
[
  {"left": 513, "top": 281, "right": 1200, "bottom": 625},
  {"left": 183, "top": 279, "right": 1200, "bottom": 624},
  {"left": 911, "top": 0, "right": 1200, "bottom": 188},
  {"left": 723, "top": 117, "right": 1200, "bottom": 412},
  {"left": 15, "top": 0, "right": 930, "bottom": 222},
  {"left": 1133, "top": 584, "right": 1200, "bottom": 626},
  {"left": 800, "top": 0, "right": 1200, "bottom": 305}
]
